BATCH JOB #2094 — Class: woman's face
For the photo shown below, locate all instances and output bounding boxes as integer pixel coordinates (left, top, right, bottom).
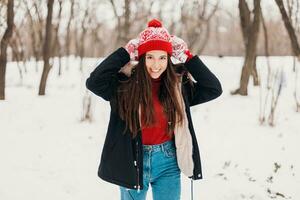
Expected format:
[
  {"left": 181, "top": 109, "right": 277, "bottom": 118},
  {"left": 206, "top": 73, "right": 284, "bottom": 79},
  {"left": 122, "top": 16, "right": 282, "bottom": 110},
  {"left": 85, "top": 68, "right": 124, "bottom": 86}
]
[{"left": 145, "top": 50, "right": 168, "bottom": 79}]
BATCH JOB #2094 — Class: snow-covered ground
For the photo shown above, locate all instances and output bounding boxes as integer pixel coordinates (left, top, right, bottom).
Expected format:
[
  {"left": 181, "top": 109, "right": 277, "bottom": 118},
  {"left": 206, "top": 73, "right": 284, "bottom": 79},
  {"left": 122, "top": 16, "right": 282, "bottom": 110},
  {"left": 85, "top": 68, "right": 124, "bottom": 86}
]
[{"left": 0, "top": 55, "right": 299, "bottom": 200}]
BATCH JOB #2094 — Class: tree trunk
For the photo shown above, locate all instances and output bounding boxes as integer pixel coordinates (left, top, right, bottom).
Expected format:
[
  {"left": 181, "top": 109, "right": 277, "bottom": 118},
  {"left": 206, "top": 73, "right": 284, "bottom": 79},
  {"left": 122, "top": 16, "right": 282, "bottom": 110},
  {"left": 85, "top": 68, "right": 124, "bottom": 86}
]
[
  {"left": 9, "top": 38, "right": 23, "bottom": 81},
  {"left": 196, "top": 21, "right": 211, "bottom": 54},
  {"left": 79, "top": 8, "right": 89, "bottom": 71},
  {"left": 232, "top": 0, "right": 261, "bottom": 96},
  {"left": 26, "top": 3, "right": 41, "bottom": 72},
  {"left": 92, "top": 23, "right": 104, "bottom": 57},
  {"left": 180, "top": 1, "right": 218, "bottom": 55},
  {"left": 261, "top": 8, "right": 272, "bottom": 89},
  {"left": 239, "top": 0, "right": 251, "bottom": 46},
  {"left": 275, "top": 0, "right": 300, "bottom": 59},
  {"left": 110, "top": 0, "right": 131, "bottom": 47},
  {"left": 252, "top": 58, "right": 259, "bottom": 85},
  {"left": 53, "top": 0, "right": 63, "bottom": 76},
  {"left": 122, "top": 0, "right": 131, "bottom": 42},
  {"left": 65, "top": 0, "right": 74, "bottom": 70},
  {"left": 38, "top": 0, "right": 54, "bottom": 96},
  {"left": 81, "top": 91, "right": 93, "bottom": 122},
  {"left": 14, "top": 22, "right": 27, "bottom": 73},
  {"left": 239, "top": 0, "right": 260, "bottom": 87},
  {"left": 0, "top": 0, "right": 14, "bottom": 100},
  {"left": 110, "top": 0, "right": 122, "bottom": 47},
  {"left": 34, "top": 2, "right": 44, "bottom": 54}
]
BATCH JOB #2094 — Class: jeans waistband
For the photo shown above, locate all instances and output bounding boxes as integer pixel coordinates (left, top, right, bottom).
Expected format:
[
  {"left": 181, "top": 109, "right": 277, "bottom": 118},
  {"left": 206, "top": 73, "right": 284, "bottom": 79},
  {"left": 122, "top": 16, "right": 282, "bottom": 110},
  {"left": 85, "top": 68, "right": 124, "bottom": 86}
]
[{"left": 143, "top": 140, "right": 175, "bottom": 153}]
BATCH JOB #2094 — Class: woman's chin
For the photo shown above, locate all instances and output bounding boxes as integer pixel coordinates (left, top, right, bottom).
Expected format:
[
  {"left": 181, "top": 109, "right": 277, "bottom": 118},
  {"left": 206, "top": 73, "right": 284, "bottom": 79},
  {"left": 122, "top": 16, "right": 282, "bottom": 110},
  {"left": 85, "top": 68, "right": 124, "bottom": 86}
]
[{"left": 150, "top": 74, "right": 161, "bottom": 79}]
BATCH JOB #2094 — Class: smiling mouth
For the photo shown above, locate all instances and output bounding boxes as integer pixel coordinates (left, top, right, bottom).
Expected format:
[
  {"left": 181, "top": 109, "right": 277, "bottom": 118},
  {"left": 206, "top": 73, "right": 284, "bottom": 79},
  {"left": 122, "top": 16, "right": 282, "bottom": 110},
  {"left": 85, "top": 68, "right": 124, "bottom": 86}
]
[{"left": 151, "top": 69, "right": 160, "bottom": 72}]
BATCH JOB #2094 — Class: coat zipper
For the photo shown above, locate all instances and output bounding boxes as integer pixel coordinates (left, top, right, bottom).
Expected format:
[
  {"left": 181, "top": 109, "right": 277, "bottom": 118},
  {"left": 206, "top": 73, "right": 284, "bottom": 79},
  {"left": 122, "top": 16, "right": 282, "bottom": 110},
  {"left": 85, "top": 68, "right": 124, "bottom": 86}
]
[{"left": 135, "top": 140, "right": 141, "bottom": 191}]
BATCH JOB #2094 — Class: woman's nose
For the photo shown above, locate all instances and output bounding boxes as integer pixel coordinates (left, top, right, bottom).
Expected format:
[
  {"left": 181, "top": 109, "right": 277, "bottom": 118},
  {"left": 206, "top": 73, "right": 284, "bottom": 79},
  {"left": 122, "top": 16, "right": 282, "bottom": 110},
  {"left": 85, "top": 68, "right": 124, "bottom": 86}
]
[{"left": 153, "top": 59, "right": 162, "bottom": 67}]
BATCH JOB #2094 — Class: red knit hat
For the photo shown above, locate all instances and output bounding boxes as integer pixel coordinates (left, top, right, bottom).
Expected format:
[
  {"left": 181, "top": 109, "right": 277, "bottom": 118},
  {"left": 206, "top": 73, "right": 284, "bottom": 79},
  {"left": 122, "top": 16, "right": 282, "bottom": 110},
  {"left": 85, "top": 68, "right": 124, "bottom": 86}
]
[{"left": 137, "top": 19, "right": 172, "bottom": 58}]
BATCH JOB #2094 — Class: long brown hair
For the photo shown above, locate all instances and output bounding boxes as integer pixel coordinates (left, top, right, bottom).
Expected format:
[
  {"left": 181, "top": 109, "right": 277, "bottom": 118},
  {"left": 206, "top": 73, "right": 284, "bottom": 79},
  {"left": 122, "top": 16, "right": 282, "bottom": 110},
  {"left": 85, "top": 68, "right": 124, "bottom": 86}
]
[{"left": 115, "top": 54, "right": 185, "bottom": 138}]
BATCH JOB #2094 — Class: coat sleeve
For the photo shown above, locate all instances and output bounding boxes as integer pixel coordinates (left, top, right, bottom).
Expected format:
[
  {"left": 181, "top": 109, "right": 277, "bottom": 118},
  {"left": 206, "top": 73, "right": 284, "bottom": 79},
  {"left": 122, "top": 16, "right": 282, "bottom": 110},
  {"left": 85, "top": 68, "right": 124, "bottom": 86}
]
[
  {"left": 86, "top": 47, "right": 130, "bottom": 101},
  {"left": 184, "top": 55, "right": 223, "bottom": 106}
]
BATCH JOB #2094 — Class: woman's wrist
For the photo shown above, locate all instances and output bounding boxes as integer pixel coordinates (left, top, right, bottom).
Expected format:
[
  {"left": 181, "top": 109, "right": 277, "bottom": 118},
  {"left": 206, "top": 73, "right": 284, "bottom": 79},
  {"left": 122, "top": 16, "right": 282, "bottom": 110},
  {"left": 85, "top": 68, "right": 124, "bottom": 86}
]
[{"left": 185, "top": 50, "right": 193, "bottom": 63}]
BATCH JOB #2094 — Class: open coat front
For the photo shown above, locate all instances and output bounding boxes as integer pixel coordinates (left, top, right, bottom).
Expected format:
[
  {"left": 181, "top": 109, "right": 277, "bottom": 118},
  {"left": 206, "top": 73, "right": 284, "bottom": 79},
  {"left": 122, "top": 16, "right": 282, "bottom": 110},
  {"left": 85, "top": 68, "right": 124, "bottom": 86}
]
[{"left": 85, "top": 47, "right": 223, "bottom": 190}]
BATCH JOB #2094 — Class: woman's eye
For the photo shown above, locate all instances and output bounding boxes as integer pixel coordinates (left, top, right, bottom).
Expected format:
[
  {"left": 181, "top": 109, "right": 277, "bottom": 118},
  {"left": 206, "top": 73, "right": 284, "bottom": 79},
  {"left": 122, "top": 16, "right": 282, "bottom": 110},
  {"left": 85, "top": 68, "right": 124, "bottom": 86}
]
[
  {"left": 160, "top": 57, "right": 167, "bottom": 60},
  {"left": 146, "top": 56, "right": 152, "bottom": 59}
]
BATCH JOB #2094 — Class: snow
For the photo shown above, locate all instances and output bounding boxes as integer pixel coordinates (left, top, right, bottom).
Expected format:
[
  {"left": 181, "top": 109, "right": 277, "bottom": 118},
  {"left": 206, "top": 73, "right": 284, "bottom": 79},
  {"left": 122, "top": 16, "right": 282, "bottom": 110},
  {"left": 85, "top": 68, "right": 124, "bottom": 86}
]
[{"left": 0, "top": 55, "right": 299, "bottom": 200}]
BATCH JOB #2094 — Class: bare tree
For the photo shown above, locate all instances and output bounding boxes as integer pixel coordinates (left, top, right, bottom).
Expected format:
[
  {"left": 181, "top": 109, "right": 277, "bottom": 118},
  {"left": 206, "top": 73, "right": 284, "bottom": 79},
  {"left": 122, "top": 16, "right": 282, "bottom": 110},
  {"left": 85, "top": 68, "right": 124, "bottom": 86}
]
[
  {"left": 261, "top": 9, "right": 272, "bottom": 89},
  {"left": 132, "top": 0, "right": 154, "bottom": 33},
  {"left": 65, "top": 0, "right": 75, "bottom": 70},
  {"left": 33, "top": 1, "right": 44, "bottom": 47},
  {"left": 9, "top": 25, "right": 24, "bottom": 82},
  {"left": 275, "top": 0, "right": 300, "bottom": 59},
  {"left": 231, "top": 0, "right": 261, "bottom": 96},
  {"left": 24, "top": 0, "right": 44, "bottom": 72},
  {"left": 180, "top": 0, "right": 219, "bottom": 55},
  {"left": 109, "top": 0, "right": 132, "bottom": 47},
  {"left": 284, "top": 0, "right": 300, "bottom": 72},
  {"left": 79, "top": 3, "right": 91, "bottom": 71},
  {"left": 259, "top": 68, "right": 286, "bottom": 126},
  {"left": 239, "top": 0, "right": 259, "bottom": 86},
  {"left": 52, "top": 0, "right": 63, "bottom": 76},
  {"left": 73, "top": 1, "right": 81, "bottom": 57},
  {"left": 3, "top": 0, "right": 300, "bottom": 72},
  {"left": 91, "top": 22, "right": 104, "bottom": 57},
  {"left": 275, "top": 0, "right": 300, "bottom": 111},
  {"left": 81, "top": 90, "right": 93, "bottom": 122},
  {"left": 9, "top": 1, "right": 28, "bottom": 78},
  {"left": 38, "top": 0, "right": 54, "bottom": 95},
  {"left": 268, "top": 70, "right": 285, "bottom": 126},
  {"left": 0, "top": 0, "right": 14, "bottom": 100}
]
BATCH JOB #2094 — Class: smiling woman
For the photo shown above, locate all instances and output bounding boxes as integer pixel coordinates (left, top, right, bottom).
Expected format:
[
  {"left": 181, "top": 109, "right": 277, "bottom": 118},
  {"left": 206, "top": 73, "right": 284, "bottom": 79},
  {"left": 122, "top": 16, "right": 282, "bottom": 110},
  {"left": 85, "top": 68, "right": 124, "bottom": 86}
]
[
  {"left": 85, "top": 18, "right": 223, "bottom": 200},
  {"left": 145, "top": 50, "right": 168, "bottom": 79}
]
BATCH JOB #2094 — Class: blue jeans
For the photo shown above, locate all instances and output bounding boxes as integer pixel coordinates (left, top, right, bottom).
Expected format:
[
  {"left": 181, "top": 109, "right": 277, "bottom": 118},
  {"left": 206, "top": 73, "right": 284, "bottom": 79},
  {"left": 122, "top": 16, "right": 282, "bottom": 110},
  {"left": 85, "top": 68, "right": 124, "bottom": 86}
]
[{"left": 120, "top": 140, "right": 181, "bottom": 200}]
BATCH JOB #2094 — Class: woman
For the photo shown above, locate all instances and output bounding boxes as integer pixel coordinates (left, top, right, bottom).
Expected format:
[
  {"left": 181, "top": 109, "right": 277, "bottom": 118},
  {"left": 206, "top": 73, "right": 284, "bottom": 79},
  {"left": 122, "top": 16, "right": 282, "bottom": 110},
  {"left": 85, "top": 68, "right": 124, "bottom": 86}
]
[{"left": 86, "top": 19, "right": 222, "bottom": 200}]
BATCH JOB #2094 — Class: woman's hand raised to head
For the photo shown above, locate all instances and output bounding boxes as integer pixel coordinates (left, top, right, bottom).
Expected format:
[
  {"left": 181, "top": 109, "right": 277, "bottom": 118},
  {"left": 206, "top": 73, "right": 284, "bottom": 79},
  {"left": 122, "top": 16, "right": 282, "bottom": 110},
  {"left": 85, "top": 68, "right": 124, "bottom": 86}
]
[
  {"left": 170, "top": 35, "right": 193, "bottom": 63},
  {"left": 124, "top": 38, "right": 139, "bottom": 61}
]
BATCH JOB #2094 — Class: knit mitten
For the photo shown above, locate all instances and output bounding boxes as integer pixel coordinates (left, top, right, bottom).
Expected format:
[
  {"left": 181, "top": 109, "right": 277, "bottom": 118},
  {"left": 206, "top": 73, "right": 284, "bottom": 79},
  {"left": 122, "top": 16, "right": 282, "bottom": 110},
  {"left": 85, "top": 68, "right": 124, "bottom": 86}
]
[
  {"left": 171, "top": 35, "right": 193, "bottom": 63},
  {"left": 124, "top": 38, "right": 139, "bottom": 61}
]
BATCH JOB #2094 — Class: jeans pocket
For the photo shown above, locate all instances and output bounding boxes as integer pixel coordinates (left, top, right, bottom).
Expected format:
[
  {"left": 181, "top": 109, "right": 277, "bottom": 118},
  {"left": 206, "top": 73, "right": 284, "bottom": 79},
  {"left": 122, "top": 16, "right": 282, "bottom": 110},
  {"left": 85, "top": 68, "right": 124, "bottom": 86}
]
[{"left": 164, "top": 147, "right": 176, "bottom": 158}]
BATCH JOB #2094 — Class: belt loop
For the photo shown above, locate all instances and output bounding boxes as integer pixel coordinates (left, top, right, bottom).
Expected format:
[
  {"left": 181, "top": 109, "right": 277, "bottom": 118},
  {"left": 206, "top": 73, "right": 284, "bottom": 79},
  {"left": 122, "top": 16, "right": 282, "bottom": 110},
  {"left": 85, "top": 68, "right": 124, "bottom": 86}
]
[{"left": 161, "top": 143, "right": 165, "bottom": 153}]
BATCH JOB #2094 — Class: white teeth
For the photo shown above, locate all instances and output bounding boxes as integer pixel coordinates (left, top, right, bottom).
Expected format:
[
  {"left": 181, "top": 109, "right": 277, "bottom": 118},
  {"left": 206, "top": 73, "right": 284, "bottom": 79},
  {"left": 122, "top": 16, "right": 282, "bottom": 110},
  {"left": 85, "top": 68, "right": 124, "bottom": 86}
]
[{"left": 152, "top": 69, "right": 160, "bottom": 72}]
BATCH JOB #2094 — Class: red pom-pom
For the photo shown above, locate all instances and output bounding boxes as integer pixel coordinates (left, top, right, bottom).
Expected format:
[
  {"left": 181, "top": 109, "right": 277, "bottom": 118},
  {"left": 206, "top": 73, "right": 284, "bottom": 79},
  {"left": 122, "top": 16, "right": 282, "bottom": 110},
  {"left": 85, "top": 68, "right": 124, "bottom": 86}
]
[{"left": 148, "top": 19, "right": 162, "bottom": 28}]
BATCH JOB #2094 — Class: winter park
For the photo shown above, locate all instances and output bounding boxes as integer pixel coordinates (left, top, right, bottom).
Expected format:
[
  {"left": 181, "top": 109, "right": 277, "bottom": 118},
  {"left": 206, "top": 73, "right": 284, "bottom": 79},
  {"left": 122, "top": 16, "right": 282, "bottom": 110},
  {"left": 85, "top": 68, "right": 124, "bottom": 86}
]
[{"left": 0, "top": 0, "right": 300, "bottom": 200}]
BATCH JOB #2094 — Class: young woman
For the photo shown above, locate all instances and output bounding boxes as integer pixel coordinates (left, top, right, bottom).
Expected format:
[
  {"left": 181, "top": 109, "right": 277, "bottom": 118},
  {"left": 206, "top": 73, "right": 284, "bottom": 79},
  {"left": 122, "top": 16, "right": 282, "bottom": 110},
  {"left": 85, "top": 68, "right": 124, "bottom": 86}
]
[{"left": 86, "top": 19, "right": 222, "bottom": 200}]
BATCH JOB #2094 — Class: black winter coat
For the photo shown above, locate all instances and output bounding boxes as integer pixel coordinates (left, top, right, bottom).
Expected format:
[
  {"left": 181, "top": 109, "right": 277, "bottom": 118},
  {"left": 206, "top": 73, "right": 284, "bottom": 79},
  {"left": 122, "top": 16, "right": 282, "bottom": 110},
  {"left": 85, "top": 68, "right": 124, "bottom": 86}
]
[{"left": 85, "top": 47, "right": 222, "bottom": 190}]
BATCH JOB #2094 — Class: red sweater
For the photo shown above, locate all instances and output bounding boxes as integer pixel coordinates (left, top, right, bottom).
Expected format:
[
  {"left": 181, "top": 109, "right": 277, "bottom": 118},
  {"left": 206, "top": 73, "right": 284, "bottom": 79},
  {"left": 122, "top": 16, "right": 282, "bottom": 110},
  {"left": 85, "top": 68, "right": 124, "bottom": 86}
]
[{"left": 141, "top": 77, "right": 172, "bottom": 145}]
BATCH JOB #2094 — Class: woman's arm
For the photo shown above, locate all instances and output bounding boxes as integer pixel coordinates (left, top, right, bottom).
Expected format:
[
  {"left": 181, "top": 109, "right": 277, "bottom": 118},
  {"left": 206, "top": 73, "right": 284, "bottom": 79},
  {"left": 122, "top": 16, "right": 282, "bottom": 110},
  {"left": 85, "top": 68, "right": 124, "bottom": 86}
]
[
  {"left": 184, "top": 55, "right": 223, "bottom": 106},
  {"left": 86, "top": 47, "right": 130, "bottom": 101}
]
